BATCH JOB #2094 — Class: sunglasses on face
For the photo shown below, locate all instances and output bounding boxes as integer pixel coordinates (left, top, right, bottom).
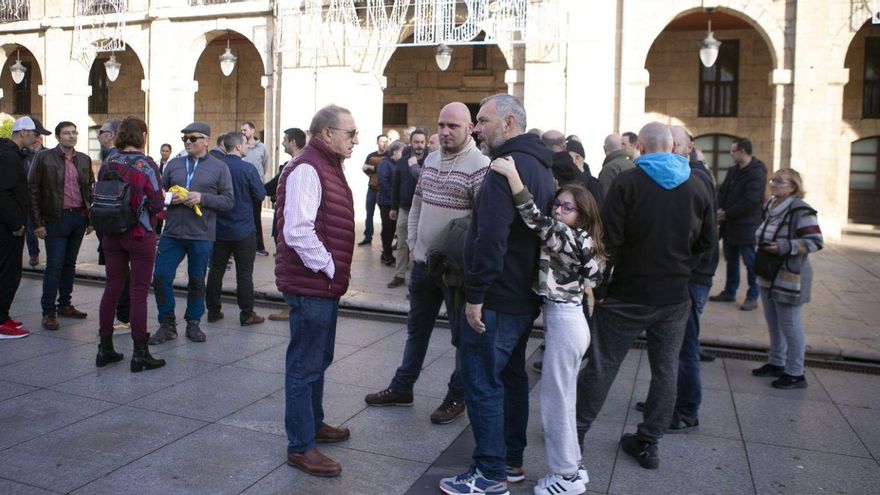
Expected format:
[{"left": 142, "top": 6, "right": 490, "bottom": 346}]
[
  {"left": 330, "top": 127, "right": 358, "bottom": 139},
  {"left": 552, "top": 200, "right": 577, "bottom": 215},
  {"left": 182, "top": 135, "right": 205, "bottom": 143}
]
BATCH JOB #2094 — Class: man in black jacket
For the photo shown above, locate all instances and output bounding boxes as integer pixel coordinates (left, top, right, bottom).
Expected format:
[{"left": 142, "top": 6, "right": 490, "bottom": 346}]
[
  {"left": 0, "top": 117, "right": 42, "bottom": 338},
  {"left": 441, "top": 94, "right": 555, "bottom": 493},
  {"left": 710, "top": 138, "right": 767, "bottom": 311},
  {"left": 387, "top": 128, "right": 427, "bottom": 288},
  {"left": 575, "top": 122, "right": 714, "bottom": 471}
]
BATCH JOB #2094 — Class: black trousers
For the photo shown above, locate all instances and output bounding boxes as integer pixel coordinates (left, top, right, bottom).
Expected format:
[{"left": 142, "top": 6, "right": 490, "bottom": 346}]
[
  {"left": 378, "top": 205, "right": 395, "bottom": 260},
  {"left": 0, "top": 227, "right": 24, "bottom": 322},
  {"left": 206, "top": 233, "right": 257, "bottom": 321},
  {"left": 253, "top": 200, "right": 265, "bottom": 251}
]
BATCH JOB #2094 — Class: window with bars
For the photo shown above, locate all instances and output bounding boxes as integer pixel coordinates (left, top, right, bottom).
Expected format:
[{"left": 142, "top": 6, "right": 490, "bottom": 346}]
[
  {"left": 693, "top": 133, "right": 737, "bottom": 185},
  {"left": 12, "top": 60, "right": 31, "bottom": 115},
  {"left": 472, "top": 45, "right": 488, "bottom": 70},
  {"left": 383, "top": 103, "right": 407, "bottom": 126},
  {"left": 0, "top": 0, "right": 29, "bottom": 23},
  {"left": 864, "top": 37, "right": 880, "bottom": 118},
  {"left": 79, "top": 0, "right": 127, "bottom": 15},
  {"left": 698, "top": 40, "right": 739, "bottom": 117},
  {"left": 89, "top": 59, "right": 109, "bottom": 114}
]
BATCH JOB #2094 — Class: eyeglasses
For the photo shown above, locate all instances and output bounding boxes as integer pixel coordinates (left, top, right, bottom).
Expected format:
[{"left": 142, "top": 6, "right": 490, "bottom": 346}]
[
  {"left": 330, "top": 127, "right": 358, "bottom": 139},
  {"left": 60, "top": 131, "right": 78, "bottom": 136},
  {"left": 769, "top": 178, "right": 790, "bottom": 185},
  {"left": 552, "top": 200, "right": 577, "bottom": 215},
  {"left": 181, "top": 135, "right": 205, "bottom": 143}
]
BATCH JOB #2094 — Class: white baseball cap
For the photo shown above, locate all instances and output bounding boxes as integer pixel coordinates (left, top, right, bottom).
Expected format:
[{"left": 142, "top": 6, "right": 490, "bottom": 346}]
[{"left": 12, "top": 116, "right": 50, "bottom": 135}]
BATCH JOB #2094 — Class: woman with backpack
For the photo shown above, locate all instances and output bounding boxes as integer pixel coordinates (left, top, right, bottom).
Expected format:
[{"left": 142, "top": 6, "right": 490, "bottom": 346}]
[
  {"left": 93, "top": 117, "right": 166, "bottom": 372},
  {"left": 751, "top": 168, "right": 823, "bottom": 389}
]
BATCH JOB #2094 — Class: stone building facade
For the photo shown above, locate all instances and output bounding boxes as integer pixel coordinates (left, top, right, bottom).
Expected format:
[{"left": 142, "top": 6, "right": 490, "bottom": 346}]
[{"left": 0, "top": 0, "right": 878, "bottom": 237}]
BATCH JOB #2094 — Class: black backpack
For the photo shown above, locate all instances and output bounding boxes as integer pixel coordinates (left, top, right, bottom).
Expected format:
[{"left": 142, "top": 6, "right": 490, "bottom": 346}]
[{"left": 90, "top": 157, "right": 142, "bottom": 235}]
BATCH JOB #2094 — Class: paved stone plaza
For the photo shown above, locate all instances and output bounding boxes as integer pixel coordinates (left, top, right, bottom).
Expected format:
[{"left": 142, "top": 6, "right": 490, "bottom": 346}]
[{"left": 2, "top": 216, "right": 879, "bottom": 494}]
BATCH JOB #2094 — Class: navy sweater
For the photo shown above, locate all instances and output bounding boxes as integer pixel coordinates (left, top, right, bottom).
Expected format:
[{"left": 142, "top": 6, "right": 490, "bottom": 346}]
[
  {"left": 215, "top": 154, "right": 266, "bottom": 241},
  {"left": 464, "top": 133, "right": 556, "bottom": 315}
]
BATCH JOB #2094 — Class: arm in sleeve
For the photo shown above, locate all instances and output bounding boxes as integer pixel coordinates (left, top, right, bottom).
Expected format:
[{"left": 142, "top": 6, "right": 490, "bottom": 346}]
[
  {"left": 691, "top": 197, "right": 715, "bottom": 256},
  {"left": 283, "top": 164, "right": 335, "bottom": 279},
  {"left": 511, "top": 187, "right": 564, "bottom": 245},
  {"left": 600, "top": 179, "right": 627, "bottom": 268},
  {"left": 248, "top": 166, "right": 267, "bottom": 204},
  {"left": 144, "top": 161, "right": 166, "bottom": 217},
  {"left": 464, "top": 171, "right": 516, "bottom": 305},
  {"left": 778, "top": 211, "right": 823, "bottom": 256},
  {"left": 0, "top": 153, "right": 24, "bottom": 231},
  {"left": 377, "top": 161, "right": 393, "bottom": 197},
  {"left": 391, "top": 161, "right": 402, "bottom": 211},
  {"left": 198, "top": 165, "right": 235, "bottom": 211},
  {"left": 27, "top": 152, "right": 45, "bottom": 228},
  {"left": 579, "top": 234, "right": 603, "bottom": 288},
  {"left": 724, "top": 166, "right": 766, "bottom": 220},
  {"left": 407, "top": 192, "right": 422, "bottom": 250}
]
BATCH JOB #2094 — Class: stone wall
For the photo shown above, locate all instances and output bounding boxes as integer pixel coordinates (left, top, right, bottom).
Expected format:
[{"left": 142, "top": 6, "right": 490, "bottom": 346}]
[
  {"left": 842, "top": 24, "right": 880, "bottom": 141},
  {"left": 0, "top": 50, "right": 42, "bottom": 122},
  {"left": 193, "top": 38, "right": 265, "bottom": 141},
  {"left": 644, "top": 28, "right": 775, "bottom": 167},
  {"left": 87, "top": 48, "right": 146, "bottom": 125},
  {"left": 382, "top": 44, "right": 508, "bottom": 130}
]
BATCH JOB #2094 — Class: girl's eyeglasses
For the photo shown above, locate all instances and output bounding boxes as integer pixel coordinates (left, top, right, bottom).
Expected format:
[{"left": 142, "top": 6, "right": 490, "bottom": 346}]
[
  {"left": 552, "top": 201, "right": 577, "bottom": 215},
  {"left": 769, "top": 178, "right": 789, "bottom": 185}
]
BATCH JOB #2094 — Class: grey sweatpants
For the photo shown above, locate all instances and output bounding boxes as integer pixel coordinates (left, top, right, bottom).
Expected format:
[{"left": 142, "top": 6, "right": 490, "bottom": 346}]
[
  {"left": 541, "top": 300, "right": 591, "bottom": 477},
  {"left": 576, "top": 298, "right": 690, "bottom": 445}
]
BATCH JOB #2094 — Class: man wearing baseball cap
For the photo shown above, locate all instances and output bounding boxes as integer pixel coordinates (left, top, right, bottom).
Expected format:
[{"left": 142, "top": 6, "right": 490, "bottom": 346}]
[
  {"left": 150, "top": 122, "right": 234, "bottom": 345},
  {"left": 0, "top": 117, "right": 42, "bottom": 339}
]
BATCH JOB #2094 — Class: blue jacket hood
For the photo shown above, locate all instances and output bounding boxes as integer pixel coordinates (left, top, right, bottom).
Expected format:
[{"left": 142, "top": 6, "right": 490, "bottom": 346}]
[{"left": 635, "top": 152, "right": 690, "bottom": 190}]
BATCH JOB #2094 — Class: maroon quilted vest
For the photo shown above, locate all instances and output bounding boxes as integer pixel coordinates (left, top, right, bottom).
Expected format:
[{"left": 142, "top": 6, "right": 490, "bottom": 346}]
[{"left": 274, "top": 138, "right": 355, "bottom": 297}]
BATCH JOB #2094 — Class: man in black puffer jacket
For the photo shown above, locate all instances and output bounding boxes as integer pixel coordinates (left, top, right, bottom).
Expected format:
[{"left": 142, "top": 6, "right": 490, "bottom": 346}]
[{"left": 712, "top": 137, "right": 767, "bottom": 311}]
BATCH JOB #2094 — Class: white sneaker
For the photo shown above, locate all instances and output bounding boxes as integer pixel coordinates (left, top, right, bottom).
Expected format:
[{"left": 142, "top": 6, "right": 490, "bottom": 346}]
[
  {"left": 113, "top": 319, "right": 131, "bottom": 335},
  {"left": 577, "top": 462, "right": 589, "bottom": 485},
  {"left": 533, "top": 472, "right": 586, "bottom": 495}
]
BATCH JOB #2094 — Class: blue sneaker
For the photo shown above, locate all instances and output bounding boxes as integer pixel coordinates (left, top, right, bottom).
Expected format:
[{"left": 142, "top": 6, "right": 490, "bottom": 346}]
[{"left": 439, "top": 466, "right": 509, "bottom": 495}]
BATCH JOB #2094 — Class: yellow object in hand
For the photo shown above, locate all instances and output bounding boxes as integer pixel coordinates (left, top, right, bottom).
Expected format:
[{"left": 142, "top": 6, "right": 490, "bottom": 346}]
[{"left": 168, "top": 185, "right": 202, "bottom": 217}]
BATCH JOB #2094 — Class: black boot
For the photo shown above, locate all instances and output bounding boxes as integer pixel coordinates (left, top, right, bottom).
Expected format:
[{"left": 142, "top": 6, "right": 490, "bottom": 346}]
[
  {"left": 132, "top": 335, "right": 166, "bottom": 373},
  {"left": 96, "top": 336, "right": 124, "bottom": 367}
]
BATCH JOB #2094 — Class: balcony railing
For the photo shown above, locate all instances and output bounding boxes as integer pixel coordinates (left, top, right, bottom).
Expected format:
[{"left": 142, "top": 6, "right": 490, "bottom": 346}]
[
  {"left": 190, "top": 0, "right": 249, "bottom": 5},
  {"left": 0, "top": 0, "right": 29, "bottom": 23},
  {"left": 77, "top": 0, "right": 127, "bottom": 16}
]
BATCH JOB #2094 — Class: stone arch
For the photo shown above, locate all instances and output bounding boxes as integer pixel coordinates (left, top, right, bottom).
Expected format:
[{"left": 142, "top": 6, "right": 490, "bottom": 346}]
[
  {"left": 85, "top": 44, "right": 147, "bottom": 121},
  {"left": 182, "top": 28, "right": 269, "bottom": 80},
  {"left": 0, "top": 44, "right": 44, "bottom": 120},
  {"left": 831, "top": 17, "right": 876, "bottom": 74}
]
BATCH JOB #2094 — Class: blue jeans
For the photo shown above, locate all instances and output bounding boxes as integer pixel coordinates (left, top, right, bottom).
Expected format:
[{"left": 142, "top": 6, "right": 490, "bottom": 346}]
[
  {"left": 41, "top": 210, "right": 88, "bottom": 314},
  {"left": 390, "top": 261, "right": 463, "bottom": 402},
  {"left": 25, "top": 218, "right": 39, "bottom": 257},
  {"left": 284, "top": 294, "right": 339, "bottom": 453},
  {"left": 760, "top": 287, "right": 806, "bottom": 376},
  {"left": 675, "top": 283, "right": 710, "bottom": 418},
  {"left": 460, "top": 308, "right": 535, "bottom": 481},
  {"left": 363, "top": 188, "right": 377, "bottom": 240},
  {"left": 152, "top": 236, "right": 212, "bottom": 323},
  {"left": 723, "top": 242, "right": 758, "bottom": 300}
]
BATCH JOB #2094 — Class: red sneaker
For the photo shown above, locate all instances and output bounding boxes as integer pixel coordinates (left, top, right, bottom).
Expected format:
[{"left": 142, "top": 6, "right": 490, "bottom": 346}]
[
  {"left": 9, "top": 319, "right": 23, "bottom": 328},
  {"left": 0, "top": 320, "right": 29, "bottom": 339}
]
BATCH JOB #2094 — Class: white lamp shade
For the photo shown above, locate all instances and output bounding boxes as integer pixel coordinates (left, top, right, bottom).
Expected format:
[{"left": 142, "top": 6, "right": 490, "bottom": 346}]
[
  {"left": 10, "top": 59, "right": 26, "bottom": 85},
  {"left": 435, "top": 44, "right": 452, "bottom": 71},
  {"left": 104, "top": 55, "right": 121, "bottom": 82},
  {"left": 699, "top": 32, "right": 722, "bottom": 68},
  {"left": 219, "top": 48, "right": 237, "bottom": 77}
]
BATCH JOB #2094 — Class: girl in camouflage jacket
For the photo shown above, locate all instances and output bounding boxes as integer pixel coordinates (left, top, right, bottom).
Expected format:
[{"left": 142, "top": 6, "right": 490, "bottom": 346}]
[{"left": 490, "top": 157, "right": 603, "bottom": 495}]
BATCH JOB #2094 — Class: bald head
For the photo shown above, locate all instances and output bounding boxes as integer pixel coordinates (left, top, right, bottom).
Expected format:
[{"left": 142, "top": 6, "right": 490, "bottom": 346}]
[
  {"left": 638, "top": 122, "right": 673, "bottom": 155},
  {"left": 670, "top": 126, "right": 692, "bottom": 158},
  {"left": 438, "top": 101, "right": 474, "bottom": 154},
  {"left": 603, "top": 133, "right": 623, "bottom": 155},
  {"left": 440, "top": 102, "right": 471, "bottom": 123},
  {"left": 541, "top": 130, "right": 565, "bottom": 152}
]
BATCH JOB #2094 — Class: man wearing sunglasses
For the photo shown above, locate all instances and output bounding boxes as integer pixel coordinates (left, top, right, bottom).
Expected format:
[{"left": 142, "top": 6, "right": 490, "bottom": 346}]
[{"left": 149, "top": 122, "right": 234, "bottom": 345}]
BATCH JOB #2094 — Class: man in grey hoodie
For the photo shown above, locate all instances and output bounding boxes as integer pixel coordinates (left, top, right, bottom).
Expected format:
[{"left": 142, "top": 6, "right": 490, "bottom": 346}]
[{"left": 575, "top": 122, "right": 714, "bottom": 471}]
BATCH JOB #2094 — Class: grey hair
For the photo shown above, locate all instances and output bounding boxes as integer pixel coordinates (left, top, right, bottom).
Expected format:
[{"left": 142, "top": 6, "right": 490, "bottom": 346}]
[
  {"left": 222, "top": 131, "right": 245, "bottom": 152},
  {"left": 104, "top": 118, "right": 122, "bottom": 133},
  {"left": 309, "top": 104, "right": 352, "bottom": 136},
  {"left": 387, "top": 140, "right": 406, "bottom": 155},
  {"left": 481, "top": 93, "right": 527, "bottom": 131}
]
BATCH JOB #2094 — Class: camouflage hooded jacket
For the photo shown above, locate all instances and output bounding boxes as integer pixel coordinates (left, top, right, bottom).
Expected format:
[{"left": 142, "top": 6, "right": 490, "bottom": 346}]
[{"left": 512, "top": 188, "right": 603, "bottom": 304}]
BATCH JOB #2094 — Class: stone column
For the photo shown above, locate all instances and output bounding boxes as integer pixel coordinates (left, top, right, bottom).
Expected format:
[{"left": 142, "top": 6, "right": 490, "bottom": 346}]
[{"left": 41, "top": 28, "right": 90, "bottom": 150}]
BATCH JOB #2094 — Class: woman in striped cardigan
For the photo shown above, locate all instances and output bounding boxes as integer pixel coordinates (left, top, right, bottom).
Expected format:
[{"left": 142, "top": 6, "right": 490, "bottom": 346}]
[{"left": 751, "top": 168, "right": 823, "bottom": 389}]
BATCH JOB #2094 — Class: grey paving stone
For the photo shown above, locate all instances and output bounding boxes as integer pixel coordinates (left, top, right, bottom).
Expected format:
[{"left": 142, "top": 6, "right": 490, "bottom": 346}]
[
  {"left": 724, "top": 359, "right": 832, "bottom": 402},
  {"left": 627, "top": 381, "right": 741, "bottom": 440},
  {"left": 49, "top": 357, "right": 219, "bottom": 404},
  {"left": 747, "top": 442, "right": 880, "bottom": 495},
  {"left": 412, "top": 356, "right": 459, "bottom": 400},
  {"left": 0, "top": 389, "right": 116, "bottom": 450},
  {"left": 325, "top": 346, "right": 414, "bottom": 391},
  {"left": 608, "top": 434, "right": 753, "bottom": 495},
  {"left": 71, "top": 424, "right": 284, "bottom": 495},
  {"left": 633, "top": 353, "right": 730, "bottom": 392},
  {"left": 0, "top": 343, "right": 105, "bottom": 388},
  {"left": 0, "top": 380, "right": 37, "bottom": 402},
  {"left": 0, "top": 406, "right": 206, "bottom": 493},
  {"left": 232, "top": 340, "right": 360, "bottom": 374},
  {"left": 813, "top": 368, "right": 880, "bottom": 409},
  {"left": 0, "top": 333, "right": 77, "bottom": 367},
  {"left": 342, "top": 397, "right": 469, "bottom": 463},
  {"left": 129, "top": 365, "right": 283, "bottom": 422},
  {"left": 838, "top": 404, "right": 880, "bottom": 460},
  {"left": 219, "top": 381, "right": 369, "bottom": 438},
  {"left": 734, "top": 392, "right": 870, "bottom": 457},
  {"left": 334, "top": 317, "right": 405, "bottom": 346},
  {"left": 0, "top": 478, "right": 56, "bottom": 495},
  {"left": 242, "top": 444, "right": 428, "bottom": 495},
  {"left": 158, "top": 330, "right": 287, "bottom": 365},
  {"left": 372, "top": 322, "right": 457, "bottom": 361}
]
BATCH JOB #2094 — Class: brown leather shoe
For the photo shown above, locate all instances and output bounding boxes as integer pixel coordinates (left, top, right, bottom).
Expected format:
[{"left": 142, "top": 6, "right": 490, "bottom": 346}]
[
  {"left": 315, "top": 423, "right": 350, "bottom": 443},
  {"left": 241, "top": 312, "right": 265, "bottom": 326},
  {"left": 42, "top": 314, "right": 59, "bottom": 331},
  {"left": 287, "top": 448, "right": 341, "bottom": 477},
  {"left": 58, "top": 306, "right": 87, "bottom": 319},
  {"left": 268, "top": 308, "right": 290, "bottom": 321}
]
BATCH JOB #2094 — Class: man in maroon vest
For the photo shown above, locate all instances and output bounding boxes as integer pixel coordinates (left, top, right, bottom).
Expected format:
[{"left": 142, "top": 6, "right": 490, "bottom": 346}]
[{"left": 275, "top": 105, "right": 358, "bottom": 477}]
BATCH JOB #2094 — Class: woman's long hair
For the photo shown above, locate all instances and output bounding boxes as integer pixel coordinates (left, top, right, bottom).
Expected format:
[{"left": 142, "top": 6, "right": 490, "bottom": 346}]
[{"left": 557, "top": 182, "right": 606, "bottom": 261}]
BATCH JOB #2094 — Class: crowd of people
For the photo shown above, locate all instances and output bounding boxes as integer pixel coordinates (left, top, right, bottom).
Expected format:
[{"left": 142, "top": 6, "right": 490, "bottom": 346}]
[{"left": 0, "top": 94, "right": 824, "bottom": 495}]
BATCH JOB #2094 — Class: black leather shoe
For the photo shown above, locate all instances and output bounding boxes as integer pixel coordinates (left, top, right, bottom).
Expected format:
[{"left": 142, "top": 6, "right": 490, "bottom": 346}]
[{"left": 96, "top": 336, "right": 124, "bottom": 367}]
